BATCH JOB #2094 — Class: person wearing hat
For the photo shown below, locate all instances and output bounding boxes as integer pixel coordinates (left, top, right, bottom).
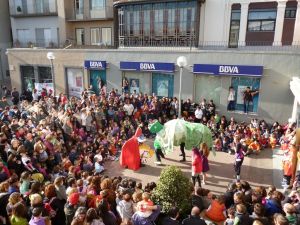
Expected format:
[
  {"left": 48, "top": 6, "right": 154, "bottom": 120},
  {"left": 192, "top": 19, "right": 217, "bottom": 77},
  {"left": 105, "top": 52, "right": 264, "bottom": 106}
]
[{"left": 64, "top": 192, "right": 80, "bottom": 225}]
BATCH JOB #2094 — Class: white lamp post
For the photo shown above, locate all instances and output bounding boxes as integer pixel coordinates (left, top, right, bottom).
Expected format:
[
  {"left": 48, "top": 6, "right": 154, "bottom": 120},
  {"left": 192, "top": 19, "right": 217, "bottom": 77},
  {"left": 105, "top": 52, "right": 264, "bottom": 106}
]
[
  {"left": 47, "top": 52, "right": 56, "bottom": 97},
  {"left": 176, "top": 56, "right": 187, "bottom": 119}
]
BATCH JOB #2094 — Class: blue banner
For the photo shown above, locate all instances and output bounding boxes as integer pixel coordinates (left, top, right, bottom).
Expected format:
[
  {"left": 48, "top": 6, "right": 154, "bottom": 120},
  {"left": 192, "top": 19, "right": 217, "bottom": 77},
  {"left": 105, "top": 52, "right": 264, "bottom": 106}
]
[
  {"left": 84, "top": 60, "right": 106, "bottom": 69},
  {"left": 193, "top": 64, "right": 263, "bottom": 77},
  {"left": 120, "top": 61, "right": 175, "bottom": 73}
]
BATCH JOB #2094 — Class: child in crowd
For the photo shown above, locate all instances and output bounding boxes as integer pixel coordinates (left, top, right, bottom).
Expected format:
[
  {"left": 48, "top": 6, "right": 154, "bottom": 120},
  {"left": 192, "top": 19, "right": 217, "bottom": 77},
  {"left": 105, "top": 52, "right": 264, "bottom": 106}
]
[
  {"left": 205, "top": 195, "right": 226, "bottom": 223},
  {"left": 136, "top": 192, "right": 155, "bottom": 218},
  {"left": 225, "top": 207, "right": 235, "bottom": 225}
]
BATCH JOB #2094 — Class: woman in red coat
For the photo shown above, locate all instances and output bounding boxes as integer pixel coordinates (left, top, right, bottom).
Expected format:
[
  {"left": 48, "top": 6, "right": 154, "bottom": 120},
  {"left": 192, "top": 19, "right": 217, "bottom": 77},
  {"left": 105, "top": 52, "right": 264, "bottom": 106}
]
[{"left": 192, "top": 147, "right": 203, "bottom": 187}]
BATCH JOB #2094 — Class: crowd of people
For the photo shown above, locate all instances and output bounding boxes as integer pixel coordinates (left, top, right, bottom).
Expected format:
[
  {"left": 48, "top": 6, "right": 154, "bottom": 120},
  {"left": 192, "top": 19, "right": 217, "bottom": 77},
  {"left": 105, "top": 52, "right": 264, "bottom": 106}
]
[{"left": 0, "top": 85, "right": 298, "bottom": 225}]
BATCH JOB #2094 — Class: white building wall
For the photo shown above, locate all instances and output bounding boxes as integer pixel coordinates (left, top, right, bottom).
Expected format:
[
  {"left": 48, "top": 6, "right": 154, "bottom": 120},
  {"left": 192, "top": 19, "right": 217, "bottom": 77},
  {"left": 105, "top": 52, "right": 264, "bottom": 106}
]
[
  {"left": 201, "top": 0, "right": 300, "bottom": 46},
  {"left": 202, "top": 0, "right": 227, "bottom": 44}
]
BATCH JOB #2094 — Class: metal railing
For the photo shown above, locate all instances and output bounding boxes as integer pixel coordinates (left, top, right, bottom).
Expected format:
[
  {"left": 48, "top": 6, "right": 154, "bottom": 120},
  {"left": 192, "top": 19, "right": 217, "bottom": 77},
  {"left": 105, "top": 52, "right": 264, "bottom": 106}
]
[
  {"left": 11, "top": 38, "right": 300, "bottom": 52},
  {"left": 68, "top": 6, "right": 114, "bottom": 21},
  {"left": 118, "top": 35, "right": 197, "bottom": 48},
  {"left": 13, "top": 39, "right": 60, "bottom": 48},
  {"left": 10, "top": 0, "right": 57, "bottom": 17}
]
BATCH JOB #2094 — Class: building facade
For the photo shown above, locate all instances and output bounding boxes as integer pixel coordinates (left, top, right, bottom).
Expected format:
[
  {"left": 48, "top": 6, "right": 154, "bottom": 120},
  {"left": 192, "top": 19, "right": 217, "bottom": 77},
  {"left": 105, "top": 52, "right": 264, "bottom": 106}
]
[
  {"left": 9, "top": 0, "right": 114, "bottom": 48},
  {"left": 6, "top": 0, "right": 300, "bottom": 124},
  {"left": 0, "top": 0, "right": 13, "bottom": 85}
]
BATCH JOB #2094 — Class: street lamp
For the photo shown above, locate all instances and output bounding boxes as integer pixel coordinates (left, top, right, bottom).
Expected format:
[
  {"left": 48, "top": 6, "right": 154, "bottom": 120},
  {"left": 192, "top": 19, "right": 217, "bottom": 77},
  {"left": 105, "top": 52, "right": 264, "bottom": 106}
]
[
  {"left": 176, "top": 56, "right": 187, "bottom": 119},
  {"left": 47, "top": 52, "right": 56, "bottom": 97}
]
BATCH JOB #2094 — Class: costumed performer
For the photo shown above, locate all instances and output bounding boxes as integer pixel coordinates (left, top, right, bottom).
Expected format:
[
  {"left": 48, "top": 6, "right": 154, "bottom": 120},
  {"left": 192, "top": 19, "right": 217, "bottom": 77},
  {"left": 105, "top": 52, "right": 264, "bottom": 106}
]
[{"left": 120, "top": 127, "right": 148, "bottom": 170}]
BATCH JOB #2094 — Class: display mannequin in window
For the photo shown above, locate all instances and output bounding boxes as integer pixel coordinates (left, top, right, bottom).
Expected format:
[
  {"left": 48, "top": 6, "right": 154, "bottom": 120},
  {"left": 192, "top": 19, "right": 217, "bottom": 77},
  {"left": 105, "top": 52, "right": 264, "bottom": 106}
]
[{"left": 243, "top": 87, "right": 259, "bottom": 114}]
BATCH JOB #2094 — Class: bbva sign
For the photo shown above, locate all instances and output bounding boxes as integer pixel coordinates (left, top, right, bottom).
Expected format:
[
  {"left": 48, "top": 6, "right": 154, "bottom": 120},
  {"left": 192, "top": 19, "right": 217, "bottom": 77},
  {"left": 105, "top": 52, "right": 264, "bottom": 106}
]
[
  {"left": 140, "top": 63, "right": 155, "bottom": 70},
  {"left": 90, "top": 61, "right": 103, "bottom": 68},
  {"left": 219, "top": 66, "right": 239, "bottom": 74}
]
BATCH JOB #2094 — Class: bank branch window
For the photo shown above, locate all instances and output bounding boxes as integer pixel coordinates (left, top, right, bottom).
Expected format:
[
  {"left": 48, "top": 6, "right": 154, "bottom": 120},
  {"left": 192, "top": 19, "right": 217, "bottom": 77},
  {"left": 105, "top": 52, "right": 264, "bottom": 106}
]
[
  {"left": 247, "top": 10, "right": 277, "bottom": 31},
  {"left": 231, "top": 77, "right": 261, "bottom": 113},
  {"left": 194, "top": 76, "right": 221, "bottom": 106}
]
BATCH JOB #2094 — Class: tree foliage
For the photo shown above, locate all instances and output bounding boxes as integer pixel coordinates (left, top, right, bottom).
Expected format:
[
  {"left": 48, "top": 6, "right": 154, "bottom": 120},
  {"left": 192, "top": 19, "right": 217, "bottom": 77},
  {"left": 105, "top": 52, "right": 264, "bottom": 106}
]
[{"left": 152, "top": 166, "right": 192, "bottom": 214}]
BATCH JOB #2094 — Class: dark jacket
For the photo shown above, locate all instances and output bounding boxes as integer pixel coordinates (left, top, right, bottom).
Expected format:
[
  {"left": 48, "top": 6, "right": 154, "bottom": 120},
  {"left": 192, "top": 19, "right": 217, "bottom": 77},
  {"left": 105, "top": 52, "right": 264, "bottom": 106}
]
[
  {"left": 64, "top": 203, "right": 77, "bottom": 225},
  {"left": 49, "top": 197, "right": 66, "bottom": 225},
  {"left": 224, "top": 190, "right": 235, "bottom": 209},
  {"left": 161, "top": 217, "right": 180, "bottom": 225},
  {"left": 182, "top": 215, "right": 207, "bottom": 225},
  {"left": 235, "top": 212, "right": 253, "bottom": 225},
  {"left": 191, "top": 195, "right": 205, "bottom": 211}
]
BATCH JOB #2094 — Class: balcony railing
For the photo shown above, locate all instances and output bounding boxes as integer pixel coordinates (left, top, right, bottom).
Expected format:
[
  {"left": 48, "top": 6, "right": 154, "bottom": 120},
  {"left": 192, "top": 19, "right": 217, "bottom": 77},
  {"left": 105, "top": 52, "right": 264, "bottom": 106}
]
[
  {"left": 13, "top": 39, "right": 59, "bottom": 48},
  {"left": 10, "top": 0, "right": 57, "bottom": 17},
  {"left": 68, "top": 6, "right": 113, "bottom": 21}
]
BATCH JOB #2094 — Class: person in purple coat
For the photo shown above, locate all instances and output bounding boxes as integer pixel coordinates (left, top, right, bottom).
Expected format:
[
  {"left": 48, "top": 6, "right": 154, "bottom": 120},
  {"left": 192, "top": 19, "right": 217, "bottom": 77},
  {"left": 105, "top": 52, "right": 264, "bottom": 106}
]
[{"left": 200, "top": 143, "right": 210, "bottom": 185}]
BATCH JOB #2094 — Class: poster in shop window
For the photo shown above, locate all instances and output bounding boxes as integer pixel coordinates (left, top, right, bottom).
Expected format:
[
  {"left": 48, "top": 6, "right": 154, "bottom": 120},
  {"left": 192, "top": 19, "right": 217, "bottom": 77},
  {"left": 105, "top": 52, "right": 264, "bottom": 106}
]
[
  {"left": 67, "top": 68, "right": 84, "bottom": 98},
  {"left": 157, "top": 80, "right": 169, "bottom": 97},
  {"left": 237, "top": 85, "right": 252, "bottom": 105},
  {"left": 34, "top": 83, "right": 53, "bottom": 95},
  {"left": 130, "top": 79, "right": 140, "bottom": 94}
]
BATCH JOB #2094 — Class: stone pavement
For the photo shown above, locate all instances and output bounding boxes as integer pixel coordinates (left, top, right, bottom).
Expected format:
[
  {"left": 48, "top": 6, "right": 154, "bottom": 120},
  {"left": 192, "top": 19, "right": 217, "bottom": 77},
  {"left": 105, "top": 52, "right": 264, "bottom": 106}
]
[{"left": 104, "top": 145, "right": 282, "bottom": 194}]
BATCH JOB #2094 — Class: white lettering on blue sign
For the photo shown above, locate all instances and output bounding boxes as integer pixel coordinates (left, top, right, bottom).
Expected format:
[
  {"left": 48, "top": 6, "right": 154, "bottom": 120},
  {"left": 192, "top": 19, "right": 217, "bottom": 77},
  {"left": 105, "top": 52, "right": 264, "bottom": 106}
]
[
  {"left": 90, "top": 61, "right": 103, "bottom": 68},
  {"left": 219, "top": 66, "right": 239, "bottom": 74},
  {"left": 140, "top": 63, "right": 155, "bottom": 70}
]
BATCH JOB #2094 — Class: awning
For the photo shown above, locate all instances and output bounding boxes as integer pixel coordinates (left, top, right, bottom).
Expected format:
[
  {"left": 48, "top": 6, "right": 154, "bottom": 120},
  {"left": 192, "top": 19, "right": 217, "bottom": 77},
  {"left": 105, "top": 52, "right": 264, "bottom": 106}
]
[
  {"left": 120, "top": 61, "right": 175, "bottom": 73},
  {"left": 193, "top": 64, "right": 263, "bottom": 77}
]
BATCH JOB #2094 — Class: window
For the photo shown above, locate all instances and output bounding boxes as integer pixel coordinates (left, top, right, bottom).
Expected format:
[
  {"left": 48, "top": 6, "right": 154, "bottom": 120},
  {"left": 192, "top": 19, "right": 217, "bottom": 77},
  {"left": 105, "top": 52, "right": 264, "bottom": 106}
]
[
  {"left": 35, "top": 28, "right": 52, "bottom": 47},
  {"left": 16, "top": 29, "right": 31, "bottom": 46},
  {"left": 75, "top": 0, "right": 83, "bottom": 14},
  {"left": 285, "top": 8, "right": 296, "bottom": 18},
  {"left": 38, "top": 67, "right": 52, "bottom": 83},
  {"left": 229, "top": 9, "right": 241, "bottom": 47},
  {"left": 20, "top": 66, "right": 35, "bottom": 91},
  {"left": 118, "top": 1, "right": 197, "bottom": 47},
  {"left": 91, "top": 28, "right": 100, "bottom": 45},
  {"left": 101, "top": 27, "right": 112, "bottom": 45},
  {"left": 247, "top": 10, "right": 277, "bottom": 31},
  {"left": 76, "top": 28, "right": 85, "bottom": 45},
  {"left": 90, "top": 0, "right": 105, "bottom": 9}
]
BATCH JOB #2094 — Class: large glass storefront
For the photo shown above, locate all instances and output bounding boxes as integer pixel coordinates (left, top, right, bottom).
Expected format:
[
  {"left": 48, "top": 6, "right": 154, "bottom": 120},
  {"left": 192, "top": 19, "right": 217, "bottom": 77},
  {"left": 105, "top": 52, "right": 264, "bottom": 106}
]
[
  {"left": 85, "top": 60, "right": 107, "bottom": 96},
  {"left": 120, "top": 61, "right": 175, "bottom": 97},
  {"left": 66, "top": 68, "right": 84, "bottom": 98},
  {"left": 117, "top": 0, "right": 199, "bottom": 47},
  {"left": 20, "top": 65, "right": 52, "bottom": 92},
  {"left": 193, "top": 64, "right": 263, "bottom": 114}
]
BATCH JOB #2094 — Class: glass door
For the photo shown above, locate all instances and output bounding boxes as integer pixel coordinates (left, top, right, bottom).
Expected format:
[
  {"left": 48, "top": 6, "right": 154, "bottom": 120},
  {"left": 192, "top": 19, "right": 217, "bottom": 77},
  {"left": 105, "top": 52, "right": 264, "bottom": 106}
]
[
  {"left": 231, "top": 76, "right": 261, "bottom": 113},
  {"left": 89, "top": 70, "right": 106, "bottom": 96},
  {"left": 152, "top": 73, "right": 174, "bottom": 97}
]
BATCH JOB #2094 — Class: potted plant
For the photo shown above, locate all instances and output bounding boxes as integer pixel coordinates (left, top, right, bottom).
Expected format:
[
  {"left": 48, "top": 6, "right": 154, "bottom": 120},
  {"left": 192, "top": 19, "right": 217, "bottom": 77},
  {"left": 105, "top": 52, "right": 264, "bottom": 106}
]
[
  {"left": 152, "top": 166, "right": 193, "bottom": 217},
  {"left": 14, "top": 39, "right": 20, "bottom": 47},
  {"left": 27, "top": 41, "right": 33, "bottom": 48},
  {"left": 48, "top": 41, "right": 55, "bottom": 48},
  {"left": 17, "top": 6, "right": 22, "bottom": 12}
]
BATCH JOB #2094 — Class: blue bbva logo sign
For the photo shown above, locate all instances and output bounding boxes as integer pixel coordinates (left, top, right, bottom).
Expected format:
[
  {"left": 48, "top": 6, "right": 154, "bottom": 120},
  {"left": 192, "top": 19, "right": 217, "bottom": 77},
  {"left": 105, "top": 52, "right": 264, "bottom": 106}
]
[
  {"left": 193, "top": 64, "right": 263, "bottom": 77},
  {"left": 140, "top": 63, "right": 155, "bottom": 70},
  {"left": 84, "top": 60, "right": 106, "bottom": 69},
  {"left": 219, "top": 66, "right": 239, "bottom": 74},
  {"left": 120, "top": 61, "right": 175, "bottom": 73}
]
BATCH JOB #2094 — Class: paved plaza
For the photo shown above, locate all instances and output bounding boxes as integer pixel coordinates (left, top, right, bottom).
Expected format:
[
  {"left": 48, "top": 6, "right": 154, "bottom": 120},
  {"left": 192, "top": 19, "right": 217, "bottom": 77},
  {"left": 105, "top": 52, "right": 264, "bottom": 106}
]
[{"left": 105, "top": 144, "right": 283, "bottom": 194}]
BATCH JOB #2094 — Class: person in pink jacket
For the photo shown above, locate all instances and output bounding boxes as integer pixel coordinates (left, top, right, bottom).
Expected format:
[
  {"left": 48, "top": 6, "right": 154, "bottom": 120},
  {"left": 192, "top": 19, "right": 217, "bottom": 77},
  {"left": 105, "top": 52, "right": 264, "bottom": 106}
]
[{"left": 191, "top": 147, "right": 203, "bottom": 187}]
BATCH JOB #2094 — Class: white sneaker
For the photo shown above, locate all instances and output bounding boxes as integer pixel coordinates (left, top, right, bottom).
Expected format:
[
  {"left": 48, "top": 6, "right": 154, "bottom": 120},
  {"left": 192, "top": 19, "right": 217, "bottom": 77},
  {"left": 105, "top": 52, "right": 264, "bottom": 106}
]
[{"left": 154, "top": 161, "right": 162, "bottom": 165}]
